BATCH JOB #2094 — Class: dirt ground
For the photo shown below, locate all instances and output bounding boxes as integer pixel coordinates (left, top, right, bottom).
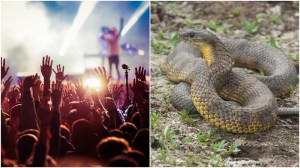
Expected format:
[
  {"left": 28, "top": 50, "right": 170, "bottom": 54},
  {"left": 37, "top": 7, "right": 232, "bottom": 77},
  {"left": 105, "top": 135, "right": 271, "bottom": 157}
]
[{"left": 150, "top": 1, "right": 299, "bottom": 167}]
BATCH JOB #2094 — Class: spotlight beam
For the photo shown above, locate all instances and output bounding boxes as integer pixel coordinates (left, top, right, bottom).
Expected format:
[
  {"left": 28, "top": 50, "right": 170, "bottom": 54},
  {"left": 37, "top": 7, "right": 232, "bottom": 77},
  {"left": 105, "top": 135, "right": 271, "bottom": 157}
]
[
  {"left": 58, "top": 1, "right": 97, "bottom": 56},
  {"left": 121, "top": 2, "right": 149, "bottom": 37}
]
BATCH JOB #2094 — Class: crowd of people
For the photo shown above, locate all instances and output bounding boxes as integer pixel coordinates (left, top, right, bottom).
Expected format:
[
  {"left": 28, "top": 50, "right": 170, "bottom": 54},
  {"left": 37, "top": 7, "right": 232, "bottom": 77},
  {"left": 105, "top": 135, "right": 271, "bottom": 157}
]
[{"left": 1, "top": 56, "right": 149, "bottom": 167}]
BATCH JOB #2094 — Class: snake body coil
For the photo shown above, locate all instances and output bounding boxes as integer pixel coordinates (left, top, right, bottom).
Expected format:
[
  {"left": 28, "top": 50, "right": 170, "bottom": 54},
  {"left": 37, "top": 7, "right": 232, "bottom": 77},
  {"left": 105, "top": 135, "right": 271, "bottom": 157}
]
[{"left": 166, "top": 29, "right": 297, "bottom": 133}]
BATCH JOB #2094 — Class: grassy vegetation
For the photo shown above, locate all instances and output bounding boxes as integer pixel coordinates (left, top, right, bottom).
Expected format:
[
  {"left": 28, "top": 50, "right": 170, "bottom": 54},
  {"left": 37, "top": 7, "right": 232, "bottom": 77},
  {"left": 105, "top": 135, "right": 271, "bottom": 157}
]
[
  {"left": 197, "top": 130, "right": 241, "bottom": 166},
  {"left": 152, "top": 106, "right": 242, "bottom": 166},
  {"left": 288, "top": 84, "right": 297, "bottom": 94},
  {"left": 268, "top": 38, "right": 282, "bottom": 50},
  {"left": 232, "top": 6, "right": 244, "bottom": 16},
  {"left": 162, "top": 92, "right": 171, "bottom": 110},
  {"left": 151, "top": 112, "right": 160, "bottom": 132},
  {"left": 259, "top": 69, "right": 265, "bottom": 76},
  {"left": 288, "top": 54, "right": 299, "bottom": 61},
  {"left": 268, "top": 14, "right": 282, "bottom": 25},
  {"left": 150, "top": 81, "right": 241, "bottom": 166},
  {"left": 151, "top": 29, "right": 180, "bottom": 55},
  {"left": 256, "top": 13, "right": 268, "bottom": 23},
  {"left": 244, "top": 20, "right": 259, "bottom": 34},
  {"left": 184, "top": 129, "right": 241, "bottom": 166},
  {"left": 179, "top": 109, "right": 201, "bottom": 126},
  {"left": 256, "top": 12, "right": 282, "bottom": 25},
  {"left": 159, "top": 66, "right": 166, "bottom": 74},
  {"left": 292, "top": 0, "right": 299, "bottom": 9},
  {"left": 182, "top": 18, "right": 202, "bottom": 27},
  {"left": 165, "top": 3, "right": 180, "bottom": 13},
  {"left": 152, "top": 114, "right": 180, "bottom": 166}
]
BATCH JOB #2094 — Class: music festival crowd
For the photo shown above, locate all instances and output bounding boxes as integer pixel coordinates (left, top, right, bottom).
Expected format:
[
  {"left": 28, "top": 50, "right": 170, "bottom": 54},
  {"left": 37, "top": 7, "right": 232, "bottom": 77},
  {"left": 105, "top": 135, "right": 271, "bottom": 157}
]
[{"left": 1, "top": 56, "right": 149, "bottom": 167}]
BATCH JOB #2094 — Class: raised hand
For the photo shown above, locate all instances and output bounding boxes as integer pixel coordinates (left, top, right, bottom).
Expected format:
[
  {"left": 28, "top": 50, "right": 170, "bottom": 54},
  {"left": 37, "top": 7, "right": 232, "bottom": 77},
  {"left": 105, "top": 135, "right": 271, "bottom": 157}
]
[
  {"left": 130, "top": 78, "right": 145, "bottom": 99},
  {"left": 7, "top": 86, "right": 20, "bottom": 100},
  {"left": 52, "top": 64, "right": 68, "bottom": 82},
  {"left": 94, "top": 66, "right": 112, "bottom": 88},
  {"left": 130, "top": 78, "right": 148, "bottom": 128},
  {"left": 74, "top": 78, "right": 85, "bottom": 100},
  {"left": 40, "top": 55, "right": 53, "bottom": 79},
  {"left": 1, "top": 57, "right": 10, "bottom": 80},
  {"left": 135, "top": 66, "right": 146, "bottom": 82},
  {"left": 51, "top": 81, "right": 63, "bottom": 108},
  {"left": 18, "top": 78, "right": 24, "bottom": 94},
  {"left": 4, "top": 76, "right": 13, "bottom": 89},
  {"left": 63, "top": 83, "right": 73, "bottom": 98},
  {"left": 110, "top": 84, "right": 123, "bottom": 101},
  {"left": 1, "top": 76, "right": 13, "bottom": 104},
  {"left": 32, "top": 79, "right": 42, "bottom": 101},
  {"left": 23, "top": 74, "right": 38, "bottom": 91}
]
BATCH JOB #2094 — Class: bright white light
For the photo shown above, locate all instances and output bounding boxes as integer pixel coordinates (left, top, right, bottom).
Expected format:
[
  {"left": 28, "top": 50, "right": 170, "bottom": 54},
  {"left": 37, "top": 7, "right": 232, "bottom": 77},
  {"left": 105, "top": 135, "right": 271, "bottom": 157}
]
[
  {"left": 121, "top": 2, "right": 149, "bottom": 37},
  {"left": 137, "top": 49, "right": 145, "bottom": 56},
  {"left": 17, "top": 72, "right": 37, "bottom": 77},
  {"left": 59, "top": 1, "right": 97, "bottom": 56},
  {"left": 84, "top": 78, "right": 101, "bottom": 90}
]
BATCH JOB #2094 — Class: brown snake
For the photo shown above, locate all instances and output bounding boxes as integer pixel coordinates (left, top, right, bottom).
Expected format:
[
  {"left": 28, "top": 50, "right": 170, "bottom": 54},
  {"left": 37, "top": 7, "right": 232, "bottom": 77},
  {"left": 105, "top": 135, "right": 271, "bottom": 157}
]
[{"left": 165, "top": 29, "right": 298, "bottom": 133}]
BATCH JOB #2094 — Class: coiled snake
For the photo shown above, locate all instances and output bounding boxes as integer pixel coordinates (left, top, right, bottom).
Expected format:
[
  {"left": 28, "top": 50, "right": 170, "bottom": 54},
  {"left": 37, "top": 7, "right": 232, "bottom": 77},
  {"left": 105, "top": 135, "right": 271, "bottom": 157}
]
[{"left": 166, "top": 29, "right": 298, "bottom": 133}]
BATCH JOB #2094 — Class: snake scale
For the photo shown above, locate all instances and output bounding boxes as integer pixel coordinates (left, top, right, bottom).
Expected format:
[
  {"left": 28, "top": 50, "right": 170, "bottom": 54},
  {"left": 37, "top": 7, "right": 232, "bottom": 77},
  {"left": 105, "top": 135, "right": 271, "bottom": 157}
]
[{"left": 165, "top": 29, "right": 298, "bottom": 133}]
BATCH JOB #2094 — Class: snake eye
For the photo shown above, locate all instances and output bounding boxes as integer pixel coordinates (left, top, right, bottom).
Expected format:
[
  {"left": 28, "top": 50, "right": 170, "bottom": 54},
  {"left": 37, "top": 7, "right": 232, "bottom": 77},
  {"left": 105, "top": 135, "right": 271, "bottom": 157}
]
[{"left": 189, "top": 32, "right": 195, "bottom": 38}]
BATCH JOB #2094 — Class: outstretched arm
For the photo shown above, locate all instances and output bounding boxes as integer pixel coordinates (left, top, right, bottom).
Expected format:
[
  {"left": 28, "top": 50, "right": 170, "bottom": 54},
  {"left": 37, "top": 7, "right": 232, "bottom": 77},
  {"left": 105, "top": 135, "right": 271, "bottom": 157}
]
[
  {"left": 1, "top": 57, "right": 9, "bottom": 80},
  {"left": 52, "top": 64, "right": 68, "bottom": 83},
  {"left": 110, "top": 84, "right": 123, "bottom": 105},
  {"left": 90, "top": 108, "right": 108, "bottom": 137},
  {"left": 40, "top": 55, "right": 53, "bottom": 98},
  {"left": 49, "top": 81, "right": 62, "bottom": 158},
  {"left": 32, "top": 96, "right": 53, "bottom": 167},
  {"left": 18, "top": 78, "right": 24, "bottom": 99},
  {"left": 74, "top": 78, "right": 85, "bottom": 100},
  {"left": 94, "top": 66, "right": 112, "bottom": 97},
  {"left": 1, "top": 57, "right": 12, "bottom": 104},
  {"left": 1, "top": 76, "right": 13, "bottom": 104},
  {"left": 130, "top": 78, "right": 149, "bottom": 128},
  {"left": 104, "top": 97, "right": 118, "bottom": 130},
  {"left": 19, "top": 74, "right": 39, "bottom": 131},
  {"left": 135, "top": 66, "right": 146, "bottom": 82}
]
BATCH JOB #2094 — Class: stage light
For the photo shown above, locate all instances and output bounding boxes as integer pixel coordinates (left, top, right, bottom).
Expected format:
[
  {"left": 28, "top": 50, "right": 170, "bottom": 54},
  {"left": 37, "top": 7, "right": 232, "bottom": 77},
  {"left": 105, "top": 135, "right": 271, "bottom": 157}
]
[
  {"left": 17, "top": 72, "right": 37, "bottom": 77},
  {"left": 58, "top": 1, "right": 97, "bottom": 56},
  {"left": 84, "top": 78, "right": 101, "bottom": 90},
  {"left": 121, "top": 1, "right": 149, "bottom": 37},
  {"left": 137, "top": 49, "right": 145, "bottom": 56}
]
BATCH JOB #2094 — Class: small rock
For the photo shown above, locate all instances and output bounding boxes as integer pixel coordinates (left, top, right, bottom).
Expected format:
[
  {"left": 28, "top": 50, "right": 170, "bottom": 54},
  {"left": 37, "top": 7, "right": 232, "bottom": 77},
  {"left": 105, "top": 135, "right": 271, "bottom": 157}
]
[
  {"left": 288, "top": 149, "right": 296, "bottom": 154},
  {"left": 286, "top": 119, "right": 293, "bottom": 124},
  {"left": 281, "top": 32, "right": 297, "bottom": 40},
  {"left": 269, "top": 5, "right": 281, "bottom": 15}
]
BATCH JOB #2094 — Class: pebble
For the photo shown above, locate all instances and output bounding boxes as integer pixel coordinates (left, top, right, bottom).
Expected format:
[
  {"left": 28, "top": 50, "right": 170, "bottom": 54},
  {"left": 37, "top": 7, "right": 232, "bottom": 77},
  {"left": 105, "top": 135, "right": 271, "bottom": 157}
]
[
  {"left": 269, "top": 5, "right": 281, "bottom": 15},
  {"left": 286, "top": 119, "right": 293, "bottom": 124},
  {"left": 288, "top": 149, "right": 296, "bottom": 154}
]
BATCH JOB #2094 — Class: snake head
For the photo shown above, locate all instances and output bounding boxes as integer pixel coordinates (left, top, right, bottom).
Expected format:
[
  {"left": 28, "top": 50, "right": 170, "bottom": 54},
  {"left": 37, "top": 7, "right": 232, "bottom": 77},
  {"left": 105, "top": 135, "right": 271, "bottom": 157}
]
[{"left": 179, "top": 29, "right": 216, "bottom": 47}]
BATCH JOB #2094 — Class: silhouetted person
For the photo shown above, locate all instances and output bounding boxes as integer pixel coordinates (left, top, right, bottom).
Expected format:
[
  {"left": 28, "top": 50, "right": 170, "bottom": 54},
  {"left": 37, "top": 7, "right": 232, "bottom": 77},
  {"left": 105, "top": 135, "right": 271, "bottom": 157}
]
[{"left": 103, "top": 18, "right": 124, "bottom": 80}]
